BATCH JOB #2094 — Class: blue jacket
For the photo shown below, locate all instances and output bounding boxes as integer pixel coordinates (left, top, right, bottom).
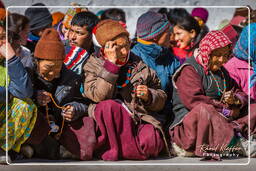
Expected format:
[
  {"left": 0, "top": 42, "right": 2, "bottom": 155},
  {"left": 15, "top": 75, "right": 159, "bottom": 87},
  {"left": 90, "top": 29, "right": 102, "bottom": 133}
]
[
  {"left": 132, "top": 42, "right": 180, "bottom": 92},
  {"left": 0, "top": 56, "right": 33, "bottom": 103}
]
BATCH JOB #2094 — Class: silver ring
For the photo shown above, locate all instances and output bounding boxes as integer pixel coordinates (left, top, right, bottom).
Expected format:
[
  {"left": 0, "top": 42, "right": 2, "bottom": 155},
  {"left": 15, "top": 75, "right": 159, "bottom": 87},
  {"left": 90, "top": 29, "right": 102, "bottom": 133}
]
[{"left": 105, "top": 45, "right": 109, "bottom": 48}]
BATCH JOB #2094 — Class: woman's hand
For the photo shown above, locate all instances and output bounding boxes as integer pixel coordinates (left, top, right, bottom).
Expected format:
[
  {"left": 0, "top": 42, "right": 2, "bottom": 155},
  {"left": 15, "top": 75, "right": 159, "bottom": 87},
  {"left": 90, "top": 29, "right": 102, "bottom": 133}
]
[
  {"left": 222, "top": 90, "right": 237, "bottom": 105},
  {"left": 0, "top": 40, "right": 16, "bottom": 60},
  {"left": 61, "top": 105, "right": 75, "bottom": 122},
  {"left": 135, "top": 85, "right": 151, "bottom": 103},
  {"left": 230, "top": 106, "right": 240, "bottom": 119},
  {"left": 104, "top": 41, "right": 118, "bottom": 64},
  {"left": 36, "top": 90, "right": 51, "bottom": 106}
]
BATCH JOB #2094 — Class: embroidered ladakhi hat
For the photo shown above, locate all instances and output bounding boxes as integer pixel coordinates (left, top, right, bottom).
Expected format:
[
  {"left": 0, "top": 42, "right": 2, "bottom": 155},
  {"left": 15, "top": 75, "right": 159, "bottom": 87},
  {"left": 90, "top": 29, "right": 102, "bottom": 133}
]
[
  {"left": 62, "top": 2, "right": 88, "bottom": 29},
  {"left": 191, "top": 7, "right": 209, "bottom": 23},
  {"left": 25, "top": 3, "right": 53, "bottom": 31},
  {"left": 34, "top": 28, "right": 65, "bottom": 60},
  {"left": 92, "top": 19, "right": 129, "bottom": 47},
  {"left": 136, "top": 11, "right": 170, "bottom": 41}
]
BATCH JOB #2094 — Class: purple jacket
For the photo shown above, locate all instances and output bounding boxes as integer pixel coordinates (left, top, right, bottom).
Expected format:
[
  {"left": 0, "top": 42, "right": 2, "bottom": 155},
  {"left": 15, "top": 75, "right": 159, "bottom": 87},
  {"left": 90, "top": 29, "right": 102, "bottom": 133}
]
[{"left": 224, "top": 57, "right": 256, "bottom": 100}]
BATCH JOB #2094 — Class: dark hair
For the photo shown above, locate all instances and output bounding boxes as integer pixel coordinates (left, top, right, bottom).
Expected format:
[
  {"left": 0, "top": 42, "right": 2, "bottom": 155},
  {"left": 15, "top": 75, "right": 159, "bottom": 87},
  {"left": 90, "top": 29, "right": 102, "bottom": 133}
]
[
  {"left": 8, "top": 13, "right": 29, "bottom": 43},
  {"left": 101, "top": 8, "right": 126, "bottom": 23},
  {"left": 71, "top": 11, "right": 99, "bottom": 33},
  {"left": 157, "top": 8, "right": 168, "bottom": 15},
  {"left": 167, "top": 8, "right": 190, "bottom": 25},
  {"left": 175, "top": 15, "right": 205, "bottom": 51}
]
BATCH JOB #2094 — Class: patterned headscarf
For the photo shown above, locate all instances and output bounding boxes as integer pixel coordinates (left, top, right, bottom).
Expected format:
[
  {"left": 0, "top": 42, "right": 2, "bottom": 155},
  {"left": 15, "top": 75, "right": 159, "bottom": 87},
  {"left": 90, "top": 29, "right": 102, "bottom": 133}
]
[
  {"left": 233, "top": 23, "right": 256, "bottom": 87},
  {"left": 195, "top": 30, "right": 232, "bottom": 74}
]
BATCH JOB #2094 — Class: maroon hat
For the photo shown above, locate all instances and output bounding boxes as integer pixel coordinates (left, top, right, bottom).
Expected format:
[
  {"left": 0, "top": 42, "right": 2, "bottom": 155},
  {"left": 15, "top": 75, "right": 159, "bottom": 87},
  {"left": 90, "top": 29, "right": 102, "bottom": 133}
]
[{"left": 191, "top": 7, "right": 209, "bottom": 23}]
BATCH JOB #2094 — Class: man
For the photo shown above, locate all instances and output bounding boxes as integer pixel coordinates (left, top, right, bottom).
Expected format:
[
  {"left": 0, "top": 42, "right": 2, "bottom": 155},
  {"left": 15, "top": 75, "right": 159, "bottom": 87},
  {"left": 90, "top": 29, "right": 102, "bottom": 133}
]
[
  {"left": 68, "top": 11, "right": 99, "bottom": 53},
  {"left": 25, "top": 3, "right": 52, "bottom": 53},
  {"left": 64, "top": 11, "right": 99, "bottom": 75}
]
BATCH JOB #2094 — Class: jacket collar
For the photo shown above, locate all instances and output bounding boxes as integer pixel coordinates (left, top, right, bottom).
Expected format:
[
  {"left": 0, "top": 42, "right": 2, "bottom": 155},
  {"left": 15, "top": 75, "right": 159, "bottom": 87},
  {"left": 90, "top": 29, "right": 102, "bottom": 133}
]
[{"left": 136, "top": 38, "right": 163, "bottom": 60}]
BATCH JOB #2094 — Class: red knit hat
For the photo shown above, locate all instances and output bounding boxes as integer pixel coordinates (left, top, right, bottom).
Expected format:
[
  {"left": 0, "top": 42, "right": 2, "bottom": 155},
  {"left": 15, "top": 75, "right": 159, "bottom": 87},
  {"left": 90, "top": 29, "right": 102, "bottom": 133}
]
[
  {"left": 34, "top": 28, "right": 65, "bottom": 60},
  {"left": 191, "top": 7, "right": 209, "bottom": 23}
]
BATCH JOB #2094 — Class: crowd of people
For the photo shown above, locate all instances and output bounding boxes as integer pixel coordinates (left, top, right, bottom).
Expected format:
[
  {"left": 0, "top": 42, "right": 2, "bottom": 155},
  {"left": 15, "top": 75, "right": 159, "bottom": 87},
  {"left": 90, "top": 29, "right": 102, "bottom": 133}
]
[{"left": 0, "top": 0, "right": 256, "bottom": 164}]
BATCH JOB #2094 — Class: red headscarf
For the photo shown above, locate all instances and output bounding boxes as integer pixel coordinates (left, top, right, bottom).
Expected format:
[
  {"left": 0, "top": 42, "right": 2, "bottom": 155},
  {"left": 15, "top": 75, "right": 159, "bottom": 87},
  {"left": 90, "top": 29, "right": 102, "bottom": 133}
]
[{"left": 195, "top": 30, "right": 231, "bottom": 74}]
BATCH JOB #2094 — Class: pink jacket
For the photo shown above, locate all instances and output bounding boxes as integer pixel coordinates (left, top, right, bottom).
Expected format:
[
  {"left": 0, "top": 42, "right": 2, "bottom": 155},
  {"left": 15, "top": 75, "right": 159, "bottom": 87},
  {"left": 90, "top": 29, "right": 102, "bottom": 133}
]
[{"left": 224, "top": 57, "right": 256, "bottom": 100}]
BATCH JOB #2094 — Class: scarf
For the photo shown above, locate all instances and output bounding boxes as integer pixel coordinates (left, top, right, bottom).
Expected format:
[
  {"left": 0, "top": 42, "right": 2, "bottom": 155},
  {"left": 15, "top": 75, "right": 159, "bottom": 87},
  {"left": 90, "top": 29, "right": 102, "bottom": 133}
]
[
  {"left": 233, "top": 23, "right": 256, "bottom": 88},
  {"left": 195, "top": 30, "right": 232, "bottom": 74}
]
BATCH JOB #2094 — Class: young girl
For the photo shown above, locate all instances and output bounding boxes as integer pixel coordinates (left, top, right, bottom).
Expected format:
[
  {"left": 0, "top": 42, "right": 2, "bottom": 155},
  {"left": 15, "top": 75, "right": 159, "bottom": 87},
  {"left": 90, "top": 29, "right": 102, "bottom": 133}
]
[{"left": 0, "top": 23, "right": 37, "bottom": 164}]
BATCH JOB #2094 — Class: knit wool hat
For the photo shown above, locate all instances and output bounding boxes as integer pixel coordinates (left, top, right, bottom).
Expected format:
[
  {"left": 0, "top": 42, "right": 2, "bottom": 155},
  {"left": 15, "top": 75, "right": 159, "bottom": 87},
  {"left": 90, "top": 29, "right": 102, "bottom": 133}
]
[
  {"left": 0, "top": 8, "right": 6, "bottom": 21},
  {"left": 52, "top": 11, "right": 65, "bottom": 26},
  {"left": 93, "top": 19, "right": 129, "bottom": 47},
  {"left": 221, "top": 24, "right": 238, "bottom": 47},
  {"left": 191, "top": 7, "right": 209, "bottom": 23},
  {"left": 25, "top": 3, "right": 53, "bottom": 31},
  {"left": 136, "top": 11, "right": 170, "bottom": 41},
  {"left": 34, "top": 28, "right": 65, "bottom": 60}
]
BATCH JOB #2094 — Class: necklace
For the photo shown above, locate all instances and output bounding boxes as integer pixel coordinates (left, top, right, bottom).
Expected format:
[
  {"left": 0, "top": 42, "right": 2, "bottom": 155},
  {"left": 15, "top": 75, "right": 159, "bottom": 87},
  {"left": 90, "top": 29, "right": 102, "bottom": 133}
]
[
  {"left": 116, "top": 65, "right": 133, "bottom": 89},
  {"left": 209, "top": 69, "right": 227, "bottom": 96}
]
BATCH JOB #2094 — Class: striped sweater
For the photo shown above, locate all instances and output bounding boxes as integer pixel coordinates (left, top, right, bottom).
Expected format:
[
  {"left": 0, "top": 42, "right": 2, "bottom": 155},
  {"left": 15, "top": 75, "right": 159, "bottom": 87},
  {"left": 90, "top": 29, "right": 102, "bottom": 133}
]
[{"left": 64, "top": 45, "right": 90, "bottom": 75}]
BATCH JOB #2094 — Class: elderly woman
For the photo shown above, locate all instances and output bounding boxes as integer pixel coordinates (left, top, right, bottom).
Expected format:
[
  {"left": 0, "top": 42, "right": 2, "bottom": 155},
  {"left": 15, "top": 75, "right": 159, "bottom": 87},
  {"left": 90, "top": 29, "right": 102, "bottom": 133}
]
[
  {"left": 83, "top": 19, "right": 167, "bottom": 160},
  {"left": 24, "top": 28, "right": 95, "bottom": 160},
  {"left": 0, "top": 23, "right": 36, "bottom": 164},
  {"left": 225, "top": 23, "right": 256, "bottom": 100},
  {"left": 169, "top": 30, "right": 256, "bottom": 159}
]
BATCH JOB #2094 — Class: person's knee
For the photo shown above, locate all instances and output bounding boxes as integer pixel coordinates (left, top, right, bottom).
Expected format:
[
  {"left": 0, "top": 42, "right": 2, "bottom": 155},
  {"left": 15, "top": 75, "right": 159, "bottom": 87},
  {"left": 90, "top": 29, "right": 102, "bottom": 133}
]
[
  {"left": 192, "top": 103, "right": 215, "bottom": 119},
  {"left": 98, "top": 99, "right": 121, "bottom": 108}
]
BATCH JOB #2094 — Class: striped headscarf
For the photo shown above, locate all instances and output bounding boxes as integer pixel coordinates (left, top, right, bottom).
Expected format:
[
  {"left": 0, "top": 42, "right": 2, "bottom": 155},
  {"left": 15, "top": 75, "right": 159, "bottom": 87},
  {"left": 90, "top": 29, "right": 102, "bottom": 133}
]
[
  {"left": 195, "top": 30, "right": 232, "bottom": 74},
  {"left": 233, "top": 23, "right": 256, "bottom": 88}
]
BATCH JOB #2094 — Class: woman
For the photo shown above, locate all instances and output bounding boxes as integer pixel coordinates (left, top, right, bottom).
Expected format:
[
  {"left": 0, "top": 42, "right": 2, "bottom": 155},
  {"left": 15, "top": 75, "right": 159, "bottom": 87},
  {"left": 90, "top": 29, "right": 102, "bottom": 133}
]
[
  {"left": 169, "top": 30, "right": 256, "bottom": 159},
  {"left": 0, "top": 23, "right": 36, "bottom": 164},
  {"left": 25, "top": 28, "right": 95, "bottom": 160},
  {"left": 171, "top": 15, "right": 206, "bottom": 64},
  {"left": 8, "top": 13, "right": 33, "bottom": 68},
  {"left": 191, "top": 7, "right": 210, "bottom": 37},
  {"left": 224, "top": 23, "right": 256, "bottom": 100},
  {"left": 83, "top": 19, "right": 167, "bottom": 160}
]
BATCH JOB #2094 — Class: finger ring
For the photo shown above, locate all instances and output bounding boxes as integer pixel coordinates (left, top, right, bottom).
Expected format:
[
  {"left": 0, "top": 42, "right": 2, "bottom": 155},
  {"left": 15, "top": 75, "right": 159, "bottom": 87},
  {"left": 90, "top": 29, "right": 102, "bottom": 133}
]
[
  {"left": 105, "top": 45, "right": 109, "bottom": 48},
  {"left": 141, "top": 93, "right": 144, "bottom": 96}
]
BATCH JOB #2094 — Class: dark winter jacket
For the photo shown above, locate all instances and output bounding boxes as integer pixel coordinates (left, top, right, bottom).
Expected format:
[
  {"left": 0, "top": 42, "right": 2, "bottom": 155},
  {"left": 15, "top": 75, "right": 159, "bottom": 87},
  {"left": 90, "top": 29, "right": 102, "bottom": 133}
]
[{"left": 26, "top": 59, "right": 90, "bottom": 122}]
